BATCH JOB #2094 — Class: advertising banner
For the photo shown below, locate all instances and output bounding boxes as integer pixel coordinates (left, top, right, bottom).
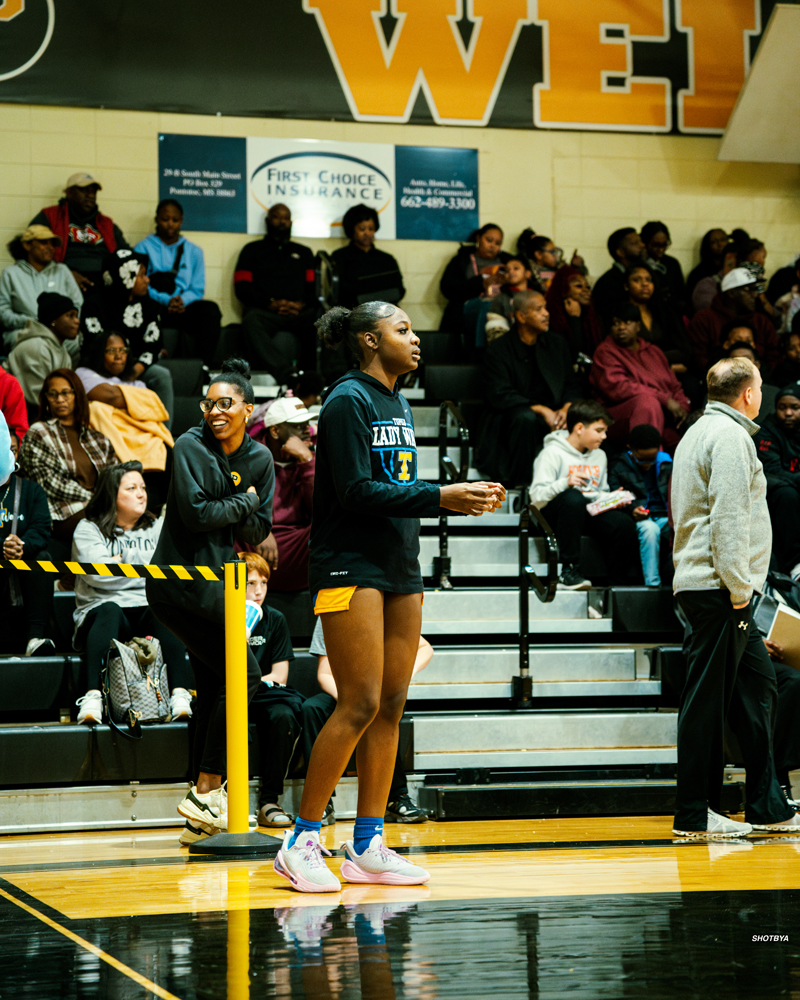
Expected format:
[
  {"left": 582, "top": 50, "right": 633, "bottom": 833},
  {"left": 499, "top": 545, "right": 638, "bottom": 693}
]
[
  {"left": 0, "top": 0, "right": 790, "bottom": 135},
  {"left": 159, "top": 135, "right": 479, "bottom": 241}
]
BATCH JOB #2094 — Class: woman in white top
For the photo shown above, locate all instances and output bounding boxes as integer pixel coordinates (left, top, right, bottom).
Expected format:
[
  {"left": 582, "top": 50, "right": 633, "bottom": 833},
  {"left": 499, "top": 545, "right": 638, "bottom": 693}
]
[{"left": 71, "top": 460, "right": 192, "bottom": 725}]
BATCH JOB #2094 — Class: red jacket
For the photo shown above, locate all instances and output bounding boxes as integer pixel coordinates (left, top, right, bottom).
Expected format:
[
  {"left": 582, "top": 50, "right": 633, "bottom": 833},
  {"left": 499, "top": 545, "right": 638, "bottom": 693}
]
[
  {"left": 688, "top": 293, "right": 779, "bottom": 372},
  {"left": 591, "top": 336, "right": 690, "bottom": 411},
  {"left": 0, "top": 370, "right": 29, "bottom": 440},
  {"left": 42, "top": 203, "right": 117, "bottom": 263}
]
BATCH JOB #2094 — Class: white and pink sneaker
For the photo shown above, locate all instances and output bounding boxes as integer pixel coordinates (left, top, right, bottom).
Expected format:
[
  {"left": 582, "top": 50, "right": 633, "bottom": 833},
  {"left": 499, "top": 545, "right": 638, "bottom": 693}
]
[
  {"left": 340, "top": 834, "right": 430, "bottom": 885},
  {"left": 274, "top": 830, "right": 341, "bottom": 893}
]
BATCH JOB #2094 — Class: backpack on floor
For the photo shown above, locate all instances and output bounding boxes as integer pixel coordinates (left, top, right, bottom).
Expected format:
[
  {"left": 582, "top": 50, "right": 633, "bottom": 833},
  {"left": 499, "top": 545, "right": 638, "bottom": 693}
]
[{"left": 102, "top": 635, "right": 171, "bottom": 739}]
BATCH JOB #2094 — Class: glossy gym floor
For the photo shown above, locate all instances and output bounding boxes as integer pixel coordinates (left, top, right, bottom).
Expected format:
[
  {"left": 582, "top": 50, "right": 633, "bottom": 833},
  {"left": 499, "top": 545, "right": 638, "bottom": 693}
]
[{"left": 1, "top": 816, "right": 799, "bottom": 998}]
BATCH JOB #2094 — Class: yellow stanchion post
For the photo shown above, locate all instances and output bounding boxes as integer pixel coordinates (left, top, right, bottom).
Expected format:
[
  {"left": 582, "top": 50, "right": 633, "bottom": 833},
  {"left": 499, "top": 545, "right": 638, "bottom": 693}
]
[
  {"left": 189, "top": 560, "right": 281, "bottom": 856},
  {"left": 226, "top": 869, "right": 250, "bottom": 1000}
]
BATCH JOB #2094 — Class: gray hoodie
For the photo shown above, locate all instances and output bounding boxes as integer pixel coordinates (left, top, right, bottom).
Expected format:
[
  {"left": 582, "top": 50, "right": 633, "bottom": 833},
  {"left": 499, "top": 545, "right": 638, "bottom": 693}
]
[
  {"left": 7, "top": 320, "right": 75, "bottom": 405},
  {"left": 672, "top": 401, "right": 770, "bottom": 606},
  {"left": 529, "top": 429, "right": 614, "bottom": 508},
  {"left": 0, "top": 259, "right": 83, "bottom": 347}
]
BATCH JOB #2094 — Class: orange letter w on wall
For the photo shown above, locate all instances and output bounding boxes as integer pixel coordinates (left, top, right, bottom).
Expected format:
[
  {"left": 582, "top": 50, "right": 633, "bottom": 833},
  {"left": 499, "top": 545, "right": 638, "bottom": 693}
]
[
  {"left": 0, "top": 0, "right": 25, "bottom": 21},
  {"left": 305, "top": 0, "right": 531, "bottom": 125}
]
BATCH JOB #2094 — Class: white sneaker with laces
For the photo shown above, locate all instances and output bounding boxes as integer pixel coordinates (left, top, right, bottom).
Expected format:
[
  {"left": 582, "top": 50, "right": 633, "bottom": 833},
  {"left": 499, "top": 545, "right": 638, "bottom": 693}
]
[
  {"left": 751, "top": 811, "right": 800, "bottom": 832},
  {"left": 340, "top": 834, "right": 430, "bottom": 885},
  {"left": 673, "top": 807, "right": 753, "bottom": 839},
  {"left": 178, "top": 819, "right": 218, "bottom": 845},
  {"left": 76, "top": 690, "right": 103, "bottom": 725},
  {"left": 170, "top": 688, "right": 193, "bottom": 720},
  {"left": 274, "top": 830, "right": 341, "bottom": 893},
  {"left": 178, "top": 784, "right": 227, "bottom": 828},
  {"left": 25, "top": 638, "right": 55, "bottom": 657}
]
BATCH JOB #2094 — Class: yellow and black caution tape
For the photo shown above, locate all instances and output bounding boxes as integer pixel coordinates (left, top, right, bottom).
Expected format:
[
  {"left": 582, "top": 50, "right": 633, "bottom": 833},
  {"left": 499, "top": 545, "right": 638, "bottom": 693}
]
[{"left": 0, "top": 557, "right": 222, "bottom": 582}]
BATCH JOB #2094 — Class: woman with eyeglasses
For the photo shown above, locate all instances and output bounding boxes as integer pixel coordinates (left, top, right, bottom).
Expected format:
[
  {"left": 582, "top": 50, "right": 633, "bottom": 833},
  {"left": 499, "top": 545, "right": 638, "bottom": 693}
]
[
  {"left": 640, "top": 221, "right": 686, "bottom": 317},
  {"left": 147, "top": 358, "right": 274, "bottom": 845},
  {"left": 18, "top": 369, "right": 117, "bottom": 563}
]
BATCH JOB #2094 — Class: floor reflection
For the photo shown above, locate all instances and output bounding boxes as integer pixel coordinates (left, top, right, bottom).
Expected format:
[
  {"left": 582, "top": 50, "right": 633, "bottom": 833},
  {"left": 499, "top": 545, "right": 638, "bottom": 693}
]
[{"left": 2, "top": 888, "right": 800, "bottom": 998}]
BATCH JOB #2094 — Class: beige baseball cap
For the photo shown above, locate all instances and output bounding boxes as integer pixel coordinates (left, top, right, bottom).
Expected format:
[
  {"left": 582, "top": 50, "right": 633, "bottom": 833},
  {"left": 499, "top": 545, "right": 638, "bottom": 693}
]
[
  {"left": 65, "top": 172, "right": 101, "bottom": 190},
  {"left": 20, "top": 224, "right": 62, "bottom": 245},
  {"left": 262, "top": 397, "right": 313, "bottom": 428}
]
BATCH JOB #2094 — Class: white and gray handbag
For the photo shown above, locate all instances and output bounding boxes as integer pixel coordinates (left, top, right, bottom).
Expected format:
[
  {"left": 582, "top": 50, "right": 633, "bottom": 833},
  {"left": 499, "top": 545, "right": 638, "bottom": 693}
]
[{"left": 102, "top": 636, "right": 171, "bottom": 739}]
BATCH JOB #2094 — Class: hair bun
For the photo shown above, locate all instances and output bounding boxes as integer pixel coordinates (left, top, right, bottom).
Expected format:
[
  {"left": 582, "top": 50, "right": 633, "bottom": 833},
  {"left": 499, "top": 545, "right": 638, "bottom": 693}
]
[
  {"left": 221, "top": 357, "right": 251, "bottom": 381},
  {"left": 315, "top": 307, "right": 351, "bottom": 350}
]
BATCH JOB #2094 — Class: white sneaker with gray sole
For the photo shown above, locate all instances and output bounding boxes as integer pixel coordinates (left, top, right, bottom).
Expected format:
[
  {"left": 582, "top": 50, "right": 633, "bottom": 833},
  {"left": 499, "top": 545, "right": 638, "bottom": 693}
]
[{"left": 673, "top": 807, "right": 753, "bottom": 839}]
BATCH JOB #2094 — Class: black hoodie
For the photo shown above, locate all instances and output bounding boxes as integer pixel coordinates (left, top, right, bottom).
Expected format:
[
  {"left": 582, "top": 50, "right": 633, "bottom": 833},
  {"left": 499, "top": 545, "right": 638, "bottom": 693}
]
[
  {"left": 147, "top": 421, "right": 274, "bottom": 624},
  {"left": 309, "top": 370, "right": 442, "bottom": 594},
  {"left": 754, "top": 413, "right": 800, "bottom": 494}
]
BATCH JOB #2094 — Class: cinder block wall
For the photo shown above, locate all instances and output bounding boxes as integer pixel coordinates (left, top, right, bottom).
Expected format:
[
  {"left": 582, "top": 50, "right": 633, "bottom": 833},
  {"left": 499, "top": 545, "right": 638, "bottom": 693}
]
[{"left": 1, "top": 103, "right": 798, "bottom": 331}]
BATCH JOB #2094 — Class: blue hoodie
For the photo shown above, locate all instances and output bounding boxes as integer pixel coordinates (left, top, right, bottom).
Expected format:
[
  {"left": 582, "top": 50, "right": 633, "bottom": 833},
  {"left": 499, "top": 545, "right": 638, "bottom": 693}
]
[
  {"left": 134, "top": 234, "right": 206, "bottom": 309},
  {"left": 0, "top": 412, "right": 14, "bottom": 486}
]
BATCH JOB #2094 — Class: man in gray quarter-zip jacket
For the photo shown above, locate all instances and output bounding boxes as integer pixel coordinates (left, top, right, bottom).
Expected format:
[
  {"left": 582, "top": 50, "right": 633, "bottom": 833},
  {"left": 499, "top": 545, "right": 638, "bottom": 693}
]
[{"left": 671, "top": 357, "right": 799, "bottom": 838}]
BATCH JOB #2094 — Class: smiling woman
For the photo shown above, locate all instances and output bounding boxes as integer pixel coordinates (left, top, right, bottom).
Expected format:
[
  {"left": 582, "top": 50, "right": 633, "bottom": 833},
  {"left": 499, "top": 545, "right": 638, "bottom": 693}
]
[{"left": 146, "top": 357, "right": 275, "bottom": 846}]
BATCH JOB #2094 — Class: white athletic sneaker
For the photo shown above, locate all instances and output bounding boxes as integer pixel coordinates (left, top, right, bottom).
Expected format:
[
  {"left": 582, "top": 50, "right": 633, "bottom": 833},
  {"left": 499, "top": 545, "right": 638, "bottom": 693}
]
[
  {"left": 751, "top": 811, "right": 800, "bottom": 832},
  {"left": 25, "top": 638, "right": 55, "bottom": 657},
  {"left": 178, "top": 819, "right": 218, "bottom": 845},
  {"left": 170, "top": 688, "right": 193, "bottom": 720},
  {"left": 178, "top": 785, "right": 227, "bottom": 828},
  {"left": 673, "top": 807, "right": 753, "bottom": 839},
  {"left": 75, "top": 690, "right": 103, "bottom": 726},
  {"left": 273, "top": 830, "right": 341, "bottom": 893},
  {"left": 340, "top": 834, "right": 430, "bottom": 885}
]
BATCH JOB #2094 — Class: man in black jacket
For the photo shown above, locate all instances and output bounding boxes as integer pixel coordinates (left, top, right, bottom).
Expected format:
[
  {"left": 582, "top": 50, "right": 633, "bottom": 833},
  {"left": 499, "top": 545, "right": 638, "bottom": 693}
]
[
  {"left": 477, "top": 289, "right": 581, "bottom": 485},
  {"left": 591, "top": 227, "right": 646, "bottom": 325},
  {"left": 234, "top": 204, "right": 317, "bottom": 382},
  {"left": 755, "top": 382, "right": 800, "bottom": 577}
]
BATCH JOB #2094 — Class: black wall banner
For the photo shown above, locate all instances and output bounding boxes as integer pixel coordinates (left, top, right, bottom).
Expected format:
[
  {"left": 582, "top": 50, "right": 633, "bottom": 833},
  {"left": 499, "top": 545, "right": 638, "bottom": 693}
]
[{"left": 0, "top": 1, "right": 792, "bottom": 135}]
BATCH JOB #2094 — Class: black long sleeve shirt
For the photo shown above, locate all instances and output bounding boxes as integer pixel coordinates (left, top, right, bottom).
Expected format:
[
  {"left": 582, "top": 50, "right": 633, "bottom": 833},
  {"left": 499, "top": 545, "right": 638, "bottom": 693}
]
[
  {"left": 331, "top": 243, "right": 405, "bottom": 309},
  {"left": 147, "top": 422, "right": 274, "bottom": 624},
  {"left": 308, "top": 370, "right": 442, "bottom": 594},
  {"left": 234, "top": 235, "right": 315, "bottom": 311}
]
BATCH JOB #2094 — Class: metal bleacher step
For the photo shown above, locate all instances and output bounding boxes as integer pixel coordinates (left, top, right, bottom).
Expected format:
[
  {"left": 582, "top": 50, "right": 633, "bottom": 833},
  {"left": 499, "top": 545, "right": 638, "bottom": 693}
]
[
  {"left": 421, "top": 588, "right": 612, "bottom": 635},
  {"left": 407, "top": 645, "right": 660, "bottom": 701},
  {"left": 417, "top": 444, "right": 480, "bottom": 481},
  {"left": 420, "top": 535, "right": 521, "bottom": 577},
  {"left": 411, "top": 709, "right": 678, "bottom": 769}
]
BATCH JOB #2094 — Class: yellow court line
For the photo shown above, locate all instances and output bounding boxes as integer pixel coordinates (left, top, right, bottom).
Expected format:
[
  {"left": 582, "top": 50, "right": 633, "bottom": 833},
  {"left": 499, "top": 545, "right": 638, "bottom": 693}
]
[{"left": 0, "top": 888, "right": 182, "bottom": 1000}]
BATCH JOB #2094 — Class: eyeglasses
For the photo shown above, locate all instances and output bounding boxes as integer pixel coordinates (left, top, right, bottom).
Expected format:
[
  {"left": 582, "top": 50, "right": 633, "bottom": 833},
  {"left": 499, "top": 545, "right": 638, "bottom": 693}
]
[
  {"left": 199, "top": 397, "right": 237, "bottom": 413},
  {"left": 105, "top": 347, "right": 129, "bottom": 358},
  {"left": 46, "top": 388, "right": 75, "bottom": 399},
  {"left": 649, "top": 239, "right": 671, "bottom": 250}
]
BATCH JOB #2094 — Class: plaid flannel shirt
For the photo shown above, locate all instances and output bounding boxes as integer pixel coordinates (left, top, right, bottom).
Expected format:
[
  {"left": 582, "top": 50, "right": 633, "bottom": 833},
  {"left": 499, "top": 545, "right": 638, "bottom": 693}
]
[{"left": 18, "top": 419, "right": 118, "bottom": 521}]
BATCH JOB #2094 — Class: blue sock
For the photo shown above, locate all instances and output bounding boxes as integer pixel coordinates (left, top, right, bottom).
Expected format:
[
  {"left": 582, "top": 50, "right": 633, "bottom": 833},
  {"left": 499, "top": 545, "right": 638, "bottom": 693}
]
[
  {"left": 287, "top": 816, "right": 321, "bottom": 850},
  {"left": 353, "top": 816, "right": 383, "bottom": 855}
]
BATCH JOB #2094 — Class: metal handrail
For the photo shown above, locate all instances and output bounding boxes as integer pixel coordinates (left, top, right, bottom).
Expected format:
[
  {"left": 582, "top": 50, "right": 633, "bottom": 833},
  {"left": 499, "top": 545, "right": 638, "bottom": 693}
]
[
  {"left": 433, "top": 400, "right": 470, "bottom": 590},
  {"left": 514, "top": 497, "right": 558, "bottom": 709}
]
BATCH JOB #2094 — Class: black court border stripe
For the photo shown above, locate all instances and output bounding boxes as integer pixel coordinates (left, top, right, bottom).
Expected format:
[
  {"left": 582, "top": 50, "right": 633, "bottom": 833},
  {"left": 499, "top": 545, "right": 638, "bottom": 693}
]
[{"left": 0, "top": 834, "right": 769, "bottom": 879}]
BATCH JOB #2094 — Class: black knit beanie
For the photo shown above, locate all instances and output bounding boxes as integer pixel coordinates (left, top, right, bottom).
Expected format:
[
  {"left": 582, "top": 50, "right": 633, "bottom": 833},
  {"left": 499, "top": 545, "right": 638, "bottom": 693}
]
[{"left": 37, "top": 292, "right": 77, "bottom": 328}]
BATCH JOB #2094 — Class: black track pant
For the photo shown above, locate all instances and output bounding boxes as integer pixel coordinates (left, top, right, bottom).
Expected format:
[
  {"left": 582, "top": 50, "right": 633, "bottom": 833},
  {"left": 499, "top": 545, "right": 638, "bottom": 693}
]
[
  {"left": 150, "top": 601, "right": 261, "bottom": 777},
  {"left": 675, "top": 589, "right": 793, "bottom": 830},
  {"left": 766, "top": 485, "right": 800, "bottom": 575},
  {"left": 544, "top": 487, "right": 639, "bottom": 584},
  {"left": 301, "top": 692, "right": 406, "bottom": 800},
  {"left": 249, "top": 685, "right": 302, "bottom": 804}
]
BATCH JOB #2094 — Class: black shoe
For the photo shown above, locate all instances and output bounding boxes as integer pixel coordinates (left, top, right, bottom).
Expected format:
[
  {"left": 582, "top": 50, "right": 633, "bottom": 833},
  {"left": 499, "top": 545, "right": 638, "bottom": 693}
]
[
  {"left": 321, "top": 800, "right": 336, "bottom": 826},
  {"left": 558, "top": 566, "right": 591, "bottom": 590},
  {"left": 781, "top": 785, "right": 800, "bottom": 809},
  {"left": 385, "top": 792, "right": 428, "bottom": 824}
]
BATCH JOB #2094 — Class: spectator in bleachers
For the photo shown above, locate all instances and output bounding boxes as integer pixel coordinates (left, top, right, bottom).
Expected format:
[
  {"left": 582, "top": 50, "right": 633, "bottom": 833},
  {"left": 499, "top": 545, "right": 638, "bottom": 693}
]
[
  {"left": 530, "top": 399, "right": 638, "bottom": 589},
  {"left": 439, "top": 223, "right": 511, "bottom": 335},
  {"left": 30, "top": 173, "right": 129, "bottom": 297},
  {"left": 608, "top": 424, "right": 673, "bottom": 588},
  {"left": 292, "top": 370, "right": 324, "bottom": 410},
  {"left": 234, "top": 203, "right": 317, "bottom": 383},
  {"left": 8, "top": 293, "right": 80, "bottom": 409},
  {"left": 590, "top": 228, "right": 646, "bottom": 325},
  {"left": 0, "top": 226, "right": 82, "bottom": 353},
  {"left": 690, "top": 238, "right": 739, "bottom": 315},
  {"left": 544, "top": 265, "right": 603, "bottom": 361},
  {"left": 641, "top": 221, "right": 685, "bottom": 316},
  {"left": 482, "top": 253, "right": 535, "bottom": 338},
  {"left": 0, "top": 413, "right": 13, "bottom": 486},
  {"left": 82, "top": 249, "right": 173, "bottom": 422},
  {"left": 688, "top": 267, "right": 780, "bottom": 374},
  {"left": 0, "top": 430, "right": 55, "bottom": 656},
  {"left": 18, "top": 370, "right": 117, "bottom": 561},
  {"left": 239, "top": 551, "right": 305, "bottom": 830},
  {"left": 518, "top": 234, "right": 559, "bottom": 293},
  {"left": 477, "top": 288, "right": 580, "bottom": 486},
  {"left": 70, "top": 461, "right": 192, "bottom": 726},
  {"left": 770, "top": 324, "right": 800, "bottom": 387},
  {"left": 624, "top": 264, "right": 694, "bottom": 373},
  {"left": 303, "top": 616, "right": 432, "bottom": 825},
  {"left": 0, "top": 368, "right": 28, "bottom": 442},
  {"left": 246, "top": 397, "right": 314, "bottom": 591},
  {"left": 134, "top": 199, "right": 222, "bottom": 366},
  {"left": 754, "top": 382, "right": 800, "bottom": 579},
  {"left": 685, "top": 228, "right": 729, "bottom": 311},
  {"left": 766, "top": 255, "right": 800, "bottom": 326},
  {"left": 722, "top": 341, "right": 776, "bottom": 422},
  {"left": 591, "top": 302, "right": 690, "bottom": 452},
  {"left": 332, "top": 204, "right": 405, "bottom": 309}
]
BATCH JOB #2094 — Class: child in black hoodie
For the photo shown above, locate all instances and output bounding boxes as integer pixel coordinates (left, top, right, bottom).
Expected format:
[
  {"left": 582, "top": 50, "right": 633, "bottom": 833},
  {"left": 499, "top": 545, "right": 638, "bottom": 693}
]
[{"left": 274, "top": 301, "right": 505, "bottom": 893}]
